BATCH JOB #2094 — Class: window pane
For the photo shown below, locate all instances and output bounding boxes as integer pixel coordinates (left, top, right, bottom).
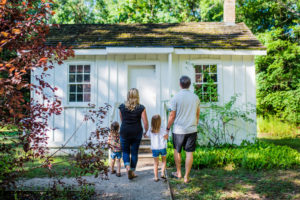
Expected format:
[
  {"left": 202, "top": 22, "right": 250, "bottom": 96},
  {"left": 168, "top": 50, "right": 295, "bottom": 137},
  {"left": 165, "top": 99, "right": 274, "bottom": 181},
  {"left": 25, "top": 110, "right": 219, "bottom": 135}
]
[
  {"left": 203, "top": 74, "right": 208, "bottom": 82},
  {"left": 84, "top": 84, "right": 91, "bottom": 92},
  {"left": 84, "top": 65, "right": 90, "bottom": 73},
  {"left": 76, "top": 74, "right": 83, "bottom": 82},
  {"left": 211, "top": 74, "right": 217, "bottom": 82},
  {"left": 84, "top": 74, "right": 90, "bottom": 82},
  {"left": 194, "top": 65, "right": 202, "bottom": 73},
  {"left": 77, "top": 84, "right": 83, "bottom": 92},
  {"left": 203, "top": 94, "right": 210, "bottom": 102},
  {"left": 203, "top": 65, "right": 209, "bottom": 73},
  {"left": 69, "top": 94, "right": 76, "bottom": 102},
  {"left": 70, "top": 65, "right": 76, "bottom": 73},
  {"left": 77, "top": 94, "right": 83, "bottom": 102},
  {"left": 210, "top": 65, "right": 217, "bottom": 73},
  {"left": 195, "top": 74, "right": 202, "bottom": 83},
  {"left": 70, "top": 84, "right": 76, "bottom": 92},
  {"left": 203, "top": 85, "right": 208, "bottom": 92},
  {"left": 69, "top": 74, "right": 75, "bottom": 82},
  {"left": 77, "top": 65, "right": 83, "bottom": 73},
  {"left": 84, "top": 93, "right": 91, "bottom": 102}
]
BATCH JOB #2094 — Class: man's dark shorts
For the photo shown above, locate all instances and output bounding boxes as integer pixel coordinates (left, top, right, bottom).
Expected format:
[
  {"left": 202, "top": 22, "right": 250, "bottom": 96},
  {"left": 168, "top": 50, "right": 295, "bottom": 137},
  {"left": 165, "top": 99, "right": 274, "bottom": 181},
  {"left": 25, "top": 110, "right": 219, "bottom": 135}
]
[{"left": 172, "top": 132, "right": 197, "bottom": 153}]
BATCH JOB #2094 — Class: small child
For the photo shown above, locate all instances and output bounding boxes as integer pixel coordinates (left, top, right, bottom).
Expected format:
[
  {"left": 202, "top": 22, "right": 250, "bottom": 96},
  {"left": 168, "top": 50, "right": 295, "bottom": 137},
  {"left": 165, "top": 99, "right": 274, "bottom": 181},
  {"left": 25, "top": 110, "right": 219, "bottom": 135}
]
[
  {"left": 144, "top": 115, "right": 168, "bottom": 182},
  {"left": 108, "top": 121, "right": 122, "bottom": 177}
]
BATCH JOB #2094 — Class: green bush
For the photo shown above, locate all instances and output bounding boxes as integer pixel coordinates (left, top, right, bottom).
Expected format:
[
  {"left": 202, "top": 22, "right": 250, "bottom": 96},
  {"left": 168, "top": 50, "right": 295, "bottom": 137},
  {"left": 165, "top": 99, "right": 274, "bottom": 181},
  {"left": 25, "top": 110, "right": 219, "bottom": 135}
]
[{"left": 167, "top": 141, "right": 300, "bottom": 170}]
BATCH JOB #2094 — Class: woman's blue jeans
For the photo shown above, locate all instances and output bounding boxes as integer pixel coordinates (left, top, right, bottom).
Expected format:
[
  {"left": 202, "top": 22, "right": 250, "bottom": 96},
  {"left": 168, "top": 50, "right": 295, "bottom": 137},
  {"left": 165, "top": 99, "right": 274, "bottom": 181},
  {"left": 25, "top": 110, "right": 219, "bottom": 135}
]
[{"left": 120, "top": 135, "right": 142, "bottom": 171}]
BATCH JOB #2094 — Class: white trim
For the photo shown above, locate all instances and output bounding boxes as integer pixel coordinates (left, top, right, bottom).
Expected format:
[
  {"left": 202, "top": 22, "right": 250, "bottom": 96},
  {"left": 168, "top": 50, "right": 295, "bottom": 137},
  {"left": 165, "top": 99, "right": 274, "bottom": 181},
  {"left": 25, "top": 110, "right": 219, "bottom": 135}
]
[
  {"left": 174, "top": 49, "right": 267, "bottom": 55},
  {"left": 74, "top": 49, "right": 107, "bottom": 55},
  {"left": 168, "top": 53, "right": 172, "bottom": 98},
  {"left": 107, "top": 47, "right": 174, "bottom": 54},
  {"left": 73, "top": 48, "right": 266, "bottom": 55}
]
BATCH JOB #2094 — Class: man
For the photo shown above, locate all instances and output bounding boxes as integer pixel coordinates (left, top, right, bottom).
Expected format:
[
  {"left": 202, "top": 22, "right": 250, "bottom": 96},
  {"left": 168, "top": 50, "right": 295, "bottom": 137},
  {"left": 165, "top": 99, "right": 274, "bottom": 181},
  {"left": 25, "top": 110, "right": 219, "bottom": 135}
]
[{"left": 166, "top": 75, "right": 200, "bottom": 183}]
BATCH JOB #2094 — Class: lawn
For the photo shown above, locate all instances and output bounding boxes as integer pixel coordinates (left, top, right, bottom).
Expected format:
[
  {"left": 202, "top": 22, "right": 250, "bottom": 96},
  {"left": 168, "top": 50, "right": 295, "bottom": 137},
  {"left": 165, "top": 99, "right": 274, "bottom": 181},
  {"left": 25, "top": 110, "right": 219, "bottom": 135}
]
[
  {"left": 167, "top": 168, "right": 300, "bottom": 200},
  {"left": 167, "top": 118, "right": 300, "bottom": 200}
]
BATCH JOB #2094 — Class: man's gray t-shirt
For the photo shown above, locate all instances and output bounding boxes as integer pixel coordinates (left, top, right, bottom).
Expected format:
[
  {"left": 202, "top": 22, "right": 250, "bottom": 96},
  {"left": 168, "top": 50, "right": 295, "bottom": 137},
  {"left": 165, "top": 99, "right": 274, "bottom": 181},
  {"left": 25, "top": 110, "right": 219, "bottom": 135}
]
[{"left": 170, "top": 89, "right": 200, "bottom": 134}]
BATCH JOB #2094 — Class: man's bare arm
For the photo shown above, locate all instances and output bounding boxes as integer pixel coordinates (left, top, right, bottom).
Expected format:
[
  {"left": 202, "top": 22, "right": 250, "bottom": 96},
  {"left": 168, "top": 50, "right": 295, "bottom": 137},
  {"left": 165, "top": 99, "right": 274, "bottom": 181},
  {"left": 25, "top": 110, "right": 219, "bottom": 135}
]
[
  {"left": 167, "top": 111, "right": 176, "bottom": 132},
  {"left": 196, "top": 106, "right": 200, "bottom": 123}
]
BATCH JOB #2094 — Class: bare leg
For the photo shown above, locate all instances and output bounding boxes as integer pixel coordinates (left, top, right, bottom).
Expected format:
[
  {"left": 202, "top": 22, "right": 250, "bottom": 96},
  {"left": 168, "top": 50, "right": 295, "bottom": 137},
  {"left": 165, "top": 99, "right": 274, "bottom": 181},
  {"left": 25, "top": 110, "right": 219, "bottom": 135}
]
[
  {"left": 161, "top": 156, "right": 167, "bottom": 177},
  {"left": 184, "top": 152, "right": 193, "bottom": 183},
  {"left": 110, "top": 158, "right": 115, "bottom": 173},
  {"left": 153, "top": 157, "right": 159, "bottom": 180},
  {"left": 116, "top": 159, "right": 121, "bottom": 174},
  {"left": 174, "top": 149, "right": 182, "bottom": 178}
]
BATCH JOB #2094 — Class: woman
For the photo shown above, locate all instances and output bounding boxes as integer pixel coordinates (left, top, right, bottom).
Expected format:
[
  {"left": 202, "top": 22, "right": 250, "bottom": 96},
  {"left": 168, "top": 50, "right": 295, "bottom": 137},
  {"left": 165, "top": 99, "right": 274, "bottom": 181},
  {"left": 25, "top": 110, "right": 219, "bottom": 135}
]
[{"left": 119, "top": 88, "right": 149, "bottom": 179}]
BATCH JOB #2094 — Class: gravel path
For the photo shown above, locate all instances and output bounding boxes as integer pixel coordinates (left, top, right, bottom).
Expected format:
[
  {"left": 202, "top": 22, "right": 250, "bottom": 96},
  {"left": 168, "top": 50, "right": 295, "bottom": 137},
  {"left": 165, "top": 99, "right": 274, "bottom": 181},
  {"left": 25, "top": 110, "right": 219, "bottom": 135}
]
[{"left": 18, "top": 166, "right": 171, "bottom": 200}]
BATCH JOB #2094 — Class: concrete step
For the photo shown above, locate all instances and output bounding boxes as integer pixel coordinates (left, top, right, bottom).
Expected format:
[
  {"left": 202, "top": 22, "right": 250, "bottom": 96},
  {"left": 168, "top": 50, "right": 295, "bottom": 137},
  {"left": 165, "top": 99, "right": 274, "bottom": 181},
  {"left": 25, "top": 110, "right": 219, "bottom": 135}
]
[
  {"left": 139, "top": 145, "right": 151, "bottom": 153},
  {"left": 140, "top": 138, "right": 151, "bottom": 145}
]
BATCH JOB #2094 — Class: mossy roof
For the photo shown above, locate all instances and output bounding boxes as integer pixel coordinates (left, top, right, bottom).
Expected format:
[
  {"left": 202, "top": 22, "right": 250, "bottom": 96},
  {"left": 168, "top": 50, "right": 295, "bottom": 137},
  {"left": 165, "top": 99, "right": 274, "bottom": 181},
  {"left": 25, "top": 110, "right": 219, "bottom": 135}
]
[{"left": 46, "top": 22, "right": 266, "bottom": 50}]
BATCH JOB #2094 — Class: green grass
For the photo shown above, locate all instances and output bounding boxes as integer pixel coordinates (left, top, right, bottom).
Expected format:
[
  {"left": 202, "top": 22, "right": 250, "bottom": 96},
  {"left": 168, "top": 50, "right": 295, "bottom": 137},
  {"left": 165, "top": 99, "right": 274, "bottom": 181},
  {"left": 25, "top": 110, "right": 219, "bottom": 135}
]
[
  {"left": 257, "top": 115, "right": 299, "bottom": 138},
  {"left": 168, "top": 168, "right": 300, "bottom": 200},
  {"left": 22, "top": 156, "right": 87, "bottom": 179}
]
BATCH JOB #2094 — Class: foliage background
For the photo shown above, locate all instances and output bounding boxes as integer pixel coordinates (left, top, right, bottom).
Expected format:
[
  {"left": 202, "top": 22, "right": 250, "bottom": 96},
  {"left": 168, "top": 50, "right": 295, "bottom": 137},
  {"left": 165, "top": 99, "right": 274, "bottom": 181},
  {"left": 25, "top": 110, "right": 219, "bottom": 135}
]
[{"left": 49, "top": 0, "right": 300, "bottom": 124}]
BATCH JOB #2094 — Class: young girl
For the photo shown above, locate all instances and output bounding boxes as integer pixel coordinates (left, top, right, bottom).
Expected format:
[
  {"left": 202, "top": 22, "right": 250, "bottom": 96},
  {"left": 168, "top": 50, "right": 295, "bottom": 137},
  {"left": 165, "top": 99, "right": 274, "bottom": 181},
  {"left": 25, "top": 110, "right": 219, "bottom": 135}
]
[
  {"left": 145, "top": 115, "right": 168, "bottom": 182},
  {"left": 107, "top": 121, "right": 122, "bottom": 177}
]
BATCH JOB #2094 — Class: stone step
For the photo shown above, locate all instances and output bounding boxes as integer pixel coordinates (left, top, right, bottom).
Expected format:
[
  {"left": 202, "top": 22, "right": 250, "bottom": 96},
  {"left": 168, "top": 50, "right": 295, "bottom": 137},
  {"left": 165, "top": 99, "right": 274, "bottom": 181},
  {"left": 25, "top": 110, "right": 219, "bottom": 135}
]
[
  {"left": 139, "top": 145, "right": 151, "bottom": 153},
  {"left": 140, "top": 138, "right": 151, "bottom": 145}
]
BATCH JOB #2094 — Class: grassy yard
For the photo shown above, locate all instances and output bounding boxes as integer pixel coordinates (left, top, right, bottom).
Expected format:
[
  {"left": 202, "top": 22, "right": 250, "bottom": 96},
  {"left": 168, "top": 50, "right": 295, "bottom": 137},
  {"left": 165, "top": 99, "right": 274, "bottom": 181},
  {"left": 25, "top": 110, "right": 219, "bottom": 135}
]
[
  {"left": 168, "top": 168, "right": 300, "bottom": 200},
  {"left": 22, "top": 156, "right": 87, "bottom": 179},
  {"left": 168, "top": 117, "right": 300, "bottom": 200}
]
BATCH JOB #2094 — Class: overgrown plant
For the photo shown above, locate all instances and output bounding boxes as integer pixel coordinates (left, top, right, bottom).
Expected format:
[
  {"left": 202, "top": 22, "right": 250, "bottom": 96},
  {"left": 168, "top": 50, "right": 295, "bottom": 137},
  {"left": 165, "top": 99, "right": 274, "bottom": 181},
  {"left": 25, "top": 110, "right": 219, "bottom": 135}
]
[{"left": 198, "top": 95, "right": 255, "bottom": 145}]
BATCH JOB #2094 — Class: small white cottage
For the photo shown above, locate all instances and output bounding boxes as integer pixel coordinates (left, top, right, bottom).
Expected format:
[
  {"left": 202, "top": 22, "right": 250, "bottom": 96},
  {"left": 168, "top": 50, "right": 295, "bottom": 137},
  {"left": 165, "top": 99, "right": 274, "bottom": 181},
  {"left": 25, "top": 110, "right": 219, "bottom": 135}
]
[{"left": 33, "top": 0, "right": 266, "bottom": 147}]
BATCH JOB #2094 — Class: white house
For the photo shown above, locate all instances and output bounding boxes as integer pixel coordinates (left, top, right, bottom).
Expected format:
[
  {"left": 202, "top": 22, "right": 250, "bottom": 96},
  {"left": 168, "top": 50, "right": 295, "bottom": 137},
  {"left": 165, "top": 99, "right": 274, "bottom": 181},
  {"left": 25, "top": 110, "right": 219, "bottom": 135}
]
[{"left": 32, "top": 0, "right": 266, "bottom": 148}]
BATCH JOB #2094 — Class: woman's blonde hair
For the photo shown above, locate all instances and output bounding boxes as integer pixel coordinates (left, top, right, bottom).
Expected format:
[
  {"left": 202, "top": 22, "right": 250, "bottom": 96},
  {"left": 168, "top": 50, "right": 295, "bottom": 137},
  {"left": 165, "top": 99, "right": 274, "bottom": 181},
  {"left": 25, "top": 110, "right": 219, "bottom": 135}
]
[
  {"left": 151, "top": 115, "right": 161, "bottom": 133},
  {"left": 125, "top": 88, "right": 140, "bottom": 111}
]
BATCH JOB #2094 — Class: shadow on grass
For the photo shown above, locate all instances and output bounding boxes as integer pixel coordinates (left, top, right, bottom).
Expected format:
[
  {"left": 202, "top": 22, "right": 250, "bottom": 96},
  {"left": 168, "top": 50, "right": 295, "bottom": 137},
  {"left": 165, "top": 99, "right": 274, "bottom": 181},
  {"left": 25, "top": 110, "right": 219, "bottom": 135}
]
[
  {"left": 168, "top": 168, "right": 300, "bottom": 200},
  {"left": 259, "top": 137, "right": 300, "bottom": 152}
]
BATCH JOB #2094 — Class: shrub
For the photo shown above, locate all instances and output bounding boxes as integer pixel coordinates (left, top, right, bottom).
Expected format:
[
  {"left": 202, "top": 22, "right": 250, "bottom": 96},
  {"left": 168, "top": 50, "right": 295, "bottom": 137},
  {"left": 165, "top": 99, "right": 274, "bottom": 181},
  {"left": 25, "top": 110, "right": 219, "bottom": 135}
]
[{"left": 167, "top": 141, "right": 300, "bottom": 170}]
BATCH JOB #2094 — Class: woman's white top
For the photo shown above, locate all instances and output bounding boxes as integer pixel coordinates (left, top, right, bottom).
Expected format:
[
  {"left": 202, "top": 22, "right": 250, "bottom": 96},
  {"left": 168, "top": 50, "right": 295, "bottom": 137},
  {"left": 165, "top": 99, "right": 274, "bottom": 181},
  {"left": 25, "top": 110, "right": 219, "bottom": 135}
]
[{"left": 146, "top": 128, "right": 167, "bottom": 150}]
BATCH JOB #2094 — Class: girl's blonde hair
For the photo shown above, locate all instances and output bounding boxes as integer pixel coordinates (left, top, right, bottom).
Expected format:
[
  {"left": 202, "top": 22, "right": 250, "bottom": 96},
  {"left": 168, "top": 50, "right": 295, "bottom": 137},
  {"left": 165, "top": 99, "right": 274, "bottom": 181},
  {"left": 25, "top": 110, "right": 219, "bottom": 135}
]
[
  {"left": 125, "top": 88, "right": 140, "bottom": 111},
  {"left": 151, "top": 115, "right": 161, "bottom": 133}
]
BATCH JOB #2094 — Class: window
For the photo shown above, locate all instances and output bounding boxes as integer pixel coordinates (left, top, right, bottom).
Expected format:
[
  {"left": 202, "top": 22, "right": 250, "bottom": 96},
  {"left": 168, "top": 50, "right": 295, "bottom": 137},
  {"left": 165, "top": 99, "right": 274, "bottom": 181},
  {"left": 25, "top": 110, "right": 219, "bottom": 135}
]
[
  {"left": 68, "top": 64, "right": 91, "bottom": 102},
  {"left": 194, "top": 64, "right": 218, "bottom": 102}
]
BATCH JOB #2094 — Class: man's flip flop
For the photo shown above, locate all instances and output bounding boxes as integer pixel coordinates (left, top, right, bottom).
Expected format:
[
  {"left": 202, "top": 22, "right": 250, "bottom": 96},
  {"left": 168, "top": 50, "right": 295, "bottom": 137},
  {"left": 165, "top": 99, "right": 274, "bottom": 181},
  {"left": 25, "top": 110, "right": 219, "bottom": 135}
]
[
  {"left": 161, "top": 175, "right": 167, "bottom": 179},
  {"left": 154, "top": 178, "right": 160, "bottom": 182},
  {"left": 184, "top": 179, "right": 191, "bottom": 184},
  {"left": 170, "top": 172, "right": 181, "bottom": 179}
]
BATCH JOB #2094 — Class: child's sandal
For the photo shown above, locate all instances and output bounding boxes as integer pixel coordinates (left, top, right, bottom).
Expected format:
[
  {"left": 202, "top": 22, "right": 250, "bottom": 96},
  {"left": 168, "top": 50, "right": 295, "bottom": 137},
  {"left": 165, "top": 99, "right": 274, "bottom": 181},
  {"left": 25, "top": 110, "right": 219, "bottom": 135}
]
[
  {"left": 116, "top": 172, "right": 121, "bottom": 177},
  {"left": 154, "top": 178, "right": 160, "bottom": 182},
  {"left": 111, "top": 170, "right": 116, "bottom": 174},
  {"left": 161, "top": 175, "right": 167, "bottom": 179}
]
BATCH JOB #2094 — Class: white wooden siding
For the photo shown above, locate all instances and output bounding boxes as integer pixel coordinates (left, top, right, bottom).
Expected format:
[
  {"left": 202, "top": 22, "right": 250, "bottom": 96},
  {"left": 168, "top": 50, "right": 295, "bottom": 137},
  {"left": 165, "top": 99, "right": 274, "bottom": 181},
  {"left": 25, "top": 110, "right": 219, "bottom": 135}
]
[{"left": 38, "top": 53, "right": 257, "bottom": 147}]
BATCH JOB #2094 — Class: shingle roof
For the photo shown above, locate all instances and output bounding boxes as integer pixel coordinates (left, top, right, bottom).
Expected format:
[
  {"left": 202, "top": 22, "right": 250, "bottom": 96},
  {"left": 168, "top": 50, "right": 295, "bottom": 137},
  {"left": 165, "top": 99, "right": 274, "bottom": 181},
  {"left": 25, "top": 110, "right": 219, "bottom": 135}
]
[{"left": 46, "top": 22, "right": 266, "bottom": 50}]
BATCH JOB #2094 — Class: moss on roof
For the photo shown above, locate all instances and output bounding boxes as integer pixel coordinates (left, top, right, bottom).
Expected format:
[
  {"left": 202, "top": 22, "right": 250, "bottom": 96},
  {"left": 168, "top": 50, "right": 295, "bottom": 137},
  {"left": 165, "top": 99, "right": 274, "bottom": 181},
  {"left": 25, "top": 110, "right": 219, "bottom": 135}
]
[{"left": 46, "top": 22, "right": 266, "bottom": 50}]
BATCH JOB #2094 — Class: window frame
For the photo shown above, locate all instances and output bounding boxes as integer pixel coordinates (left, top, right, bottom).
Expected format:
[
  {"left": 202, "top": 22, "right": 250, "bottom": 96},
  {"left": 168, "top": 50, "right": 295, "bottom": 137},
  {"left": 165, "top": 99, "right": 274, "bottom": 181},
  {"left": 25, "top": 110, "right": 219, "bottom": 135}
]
[
  {"left": 65, "top": 61, "right": 95, "bottom": 107},
  {"left": 190, "top": 60, "right": 221, "bottom": 105}
]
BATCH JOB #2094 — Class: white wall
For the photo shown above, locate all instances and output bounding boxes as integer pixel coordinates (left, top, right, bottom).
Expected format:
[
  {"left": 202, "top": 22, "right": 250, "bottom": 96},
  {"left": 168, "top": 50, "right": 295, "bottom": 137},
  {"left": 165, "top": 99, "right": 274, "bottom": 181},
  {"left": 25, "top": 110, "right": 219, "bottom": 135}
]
[{"left": 33, "top": 53, "right": 256, "bottom": 147}]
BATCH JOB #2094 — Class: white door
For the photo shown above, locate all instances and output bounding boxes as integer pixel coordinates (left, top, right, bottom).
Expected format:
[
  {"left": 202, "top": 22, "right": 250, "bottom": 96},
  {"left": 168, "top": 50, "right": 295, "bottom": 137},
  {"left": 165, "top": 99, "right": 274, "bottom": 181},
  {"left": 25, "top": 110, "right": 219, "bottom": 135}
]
[{"left": 128, "top": 65, "right": 158, "bottom": 121}]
